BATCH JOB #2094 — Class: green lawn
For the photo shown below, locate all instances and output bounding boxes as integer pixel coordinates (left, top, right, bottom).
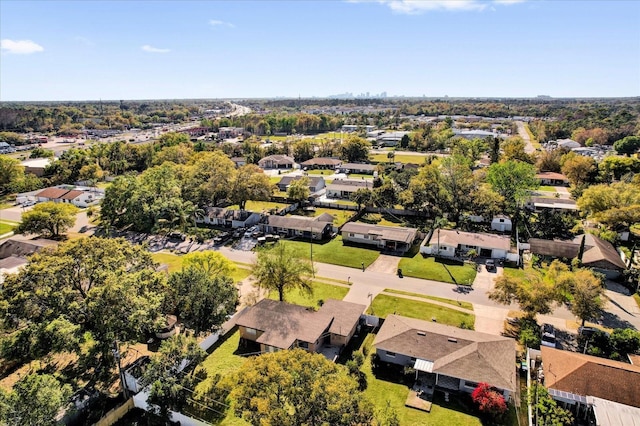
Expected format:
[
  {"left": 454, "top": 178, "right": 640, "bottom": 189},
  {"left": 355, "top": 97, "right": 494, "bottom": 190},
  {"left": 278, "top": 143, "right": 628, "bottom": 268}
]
[
  {"left": 345, "top": 173, "right": 375, "bottom": 179},
  {"left": 0, "top": 222, "right": 16, "bottom": 235},
  {"left": 369, "top": 294, "right": 475, "bottom": 329},
  {"left": 538, "top": 186, "right": 558, "bottom": 192},
  {"left": 151, "top": 251, "right": 252, "bottom": 282},
  {"left": 282, "top": 235, "right": 380, "bottom": 269},
  {"left": 268, "top": 281, "right": 349, "bottom": 308},
  {"left": 228, "top": 200, "right": 290, "bottom": 213},
  {"left": 383, "top": 289, "right": 473, "bottom": 311},
  {"left": 398, "top": 254, "right": 477, "bottom": 285},
  {"left": 360, "top": 334, "right": 481, "bottom": 426},
  {"left": 369, "top": 153, "right": 428, "bottom": 165},
  {"left": 358, "top": 213, "right": 405, "bottom": 228},
  {"left": 306, "top": 169, "right": 335, "bottom": 176},
  {"left": 290, "top": 207, "right": 354, "bottom": 226},
  {"left": 503, "top": 266, "right": 527, "bottom": 280}
]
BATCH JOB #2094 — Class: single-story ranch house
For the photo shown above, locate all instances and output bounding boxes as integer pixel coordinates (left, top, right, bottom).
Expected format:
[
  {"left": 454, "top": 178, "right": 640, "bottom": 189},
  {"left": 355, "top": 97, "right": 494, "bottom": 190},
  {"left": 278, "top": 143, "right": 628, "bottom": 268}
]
[
  {"left": 528, "top": 233, "right": 627, "bottom": 279},
  {"left": 276, "top": 176, "right": 326, "bottom": 193},
  {"left": 536, "top": 172, "right": 570, "bottom": 186},
  {"left": 341, "top": 222, "right": 418, "bottom": 253},
  {"left": 325, "top": 179, "right": 372, "bottom": 199},
  {"left": 374, "top": 315, "right": 516, "bottom": 399},
  {"left": 420, "top": 229, "right": 512, "bottom": 260},
  {"left": 262, "top": 214, "right": 334, "bottom": 240},
  {"left": 338, "top": 163, "right": 377, "bottom": 175},
  {"left": 199, "top": 208, "right": 262, "bottom": 229},
  {"left": 526, "top": 196, "right": 578, "bottom": 212},
  {"left": 35, "top": 186, "right": 103, "bottom": 208},
  {"left": 235, "top": 299, "right": 366, "bottom": 359},
  {"left": 258, "top": 155, "right": 296, "bottom": 169},
  {"left": 300, "top": 157, "right": 343, "bottom": 170}
]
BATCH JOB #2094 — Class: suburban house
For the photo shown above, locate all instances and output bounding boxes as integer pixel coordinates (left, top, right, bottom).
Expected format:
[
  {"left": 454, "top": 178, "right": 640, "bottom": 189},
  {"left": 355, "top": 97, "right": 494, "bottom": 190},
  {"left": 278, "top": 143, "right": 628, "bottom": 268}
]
[
  {"left": 374, "top": 315, "right": 516, "bottom": 399},
  {"left": 325, "top": 179, "right": 372, "bottom": 199},
  {"left": 200, "top": 207, "right": 262, "bottom": 229},
  {"left": 276, "top": 176, "right": 326, "bottom": 194},
  {"left": 262, "top": 214, "right": 334, "bottom": 240},
  {"left": 21, "top": 158, "right": 53, "bottom": 177},
  {"left": 338, "top": 163, "right": 377, "bottom": 175},
  {"left": 218, "top": 127, "right": 244, "bottom": 139},
  {"left": 0, "top": 236, "right": 59, "bottom": 285},
  {"left": 491, "top": 215, "right": 512, "bottom": 232},
  {"left": 375, "top": 131, "right": 410, "bottom": 147},
  {"left": 536, "top": 171, "right": 570, "bottom": 187},
  {"left": 235, "top": 299, "right": 366, "bottom": 358},
  {"left": 300, "top": 157, "right": 343, "bottom": 170},
  {"left": 526, "top": 196, "right": 578, "bottom": 212},
  {"left": 258, "top": 155, "right": 296, "bottom": 169},
  {"left": 35, "top": 186, "right": 103, "bottom": 208},
  {"left": 341, "top": 222, "right": 418, "bottom": 253},
  {"left": 540, "top": 346, "right": 640, "bottom": 410},
  {"left": 420, "top": 229, "right": 512, "bottom": 260},
  {"left": 452, "top": 129, "right": 498, "bottom": 140},
  {"left": 528, "top": 233, "right": 626, "bottom": 279}
]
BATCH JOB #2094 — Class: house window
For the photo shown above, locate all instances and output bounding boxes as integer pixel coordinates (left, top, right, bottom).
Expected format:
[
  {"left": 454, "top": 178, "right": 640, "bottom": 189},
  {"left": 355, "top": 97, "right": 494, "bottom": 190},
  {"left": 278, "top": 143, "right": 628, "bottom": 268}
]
[
  {"left": 349, "top": 233, "right": 355, "bottom": 237},
  {"left": 245, "top": 328, "right": 257, "bottom": 337},
  {"left": 385, "top": 351, "right": 396, "bottom": 357},
  {"left": 499, "top": 219, "right": 504, "bottom": 223},
  {"left": 465, "top": 381, "right": 479, "bottom": 389},
  {"left": 298, "top": 341, "right": 309, "bottom": 349}
]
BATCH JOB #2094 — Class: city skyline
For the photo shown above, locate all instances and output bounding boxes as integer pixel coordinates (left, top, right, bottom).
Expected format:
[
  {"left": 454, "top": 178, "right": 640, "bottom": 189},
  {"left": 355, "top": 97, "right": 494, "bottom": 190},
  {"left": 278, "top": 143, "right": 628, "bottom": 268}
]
[{"left": 1, "top": 0, "right": 639, "bottom": 101}]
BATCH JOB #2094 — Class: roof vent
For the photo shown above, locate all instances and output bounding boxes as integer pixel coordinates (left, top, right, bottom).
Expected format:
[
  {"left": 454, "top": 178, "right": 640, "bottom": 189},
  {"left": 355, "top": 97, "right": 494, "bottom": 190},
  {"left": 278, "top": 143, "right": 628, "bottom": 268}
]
[
  {"left": 417, "top": 331, "right": 426, "bottom": 336},
  {"left": 448, "top": 337, "right": 458, "bottom": 343}
]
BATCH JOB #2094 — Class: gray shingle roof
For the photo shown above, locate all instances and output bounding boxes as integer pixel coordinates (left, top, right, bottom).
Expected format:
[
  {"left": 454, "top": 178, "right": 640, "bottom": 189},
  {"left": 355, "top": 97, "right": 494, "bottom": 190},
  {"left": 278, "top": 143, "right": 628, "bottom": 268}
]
[{"left": 342, "top": 222, "right": 418, "bottom": 244}]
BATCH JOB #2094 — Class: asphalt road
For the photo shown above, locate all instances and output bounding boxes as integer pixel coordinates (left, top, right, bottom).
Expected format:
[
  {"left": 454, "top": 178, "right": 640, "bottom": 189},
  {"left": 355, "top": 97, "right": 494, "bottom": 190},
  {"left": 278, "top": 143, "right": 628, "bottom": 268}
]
[{"left": 515, "top": 121, "right": 536, "bottom": 154}]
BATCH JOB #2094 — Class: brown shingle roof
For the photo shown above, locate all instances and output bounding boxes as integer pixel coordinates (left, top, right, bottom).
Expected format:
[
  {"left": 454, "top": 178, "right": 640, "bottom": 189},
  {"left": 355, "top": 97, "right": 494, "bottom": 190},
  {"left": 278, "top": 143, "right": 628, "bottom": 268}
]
[
  {"left": 541, "top": 346, "right": 640, "bottom": 408},
  {"left": 301, "top": 157, "right": 342, "bottom": 167},
  {"left": 374, "top": 315, "right": 516, "bottom": 392},
  {"left": 342, "top": 222, "right": 418, "bottom": 244},
  {"left": 0, "top": 237, "right": 58, "bottom": 259},
  {"left": 258, "top": 155, "right": 295, "bottom": 166},
  {"left": 36, "top": 187, "right": 70, "bottom": 199},
  {"left": 536, "top": 172, "right": 569, "bottom": 181},
  {"left": 317, "top": 299, "right": 366, "bottom": 337},
  {"left": 529, "top": 234, "right": 626, "bottom": 270},
  {"left": 58, "top": 190, "right": 84, "bottom": 200},
  {"left": 266, "top": 215, "right": 332, "bottom": 232},
  {"left": 529, "top": 238, "right": 580, "bottom": 259}
]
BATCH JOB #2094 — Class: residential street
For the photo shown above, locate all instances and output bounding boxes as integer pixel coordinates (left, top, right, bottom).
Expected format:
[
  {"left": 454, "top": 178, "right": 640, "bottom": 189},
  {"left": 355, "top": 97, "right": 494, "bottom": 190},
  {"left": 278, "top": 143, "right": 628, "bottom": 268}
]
[{"left": 515, "top": 120, "right": 536, "bottom": 154}]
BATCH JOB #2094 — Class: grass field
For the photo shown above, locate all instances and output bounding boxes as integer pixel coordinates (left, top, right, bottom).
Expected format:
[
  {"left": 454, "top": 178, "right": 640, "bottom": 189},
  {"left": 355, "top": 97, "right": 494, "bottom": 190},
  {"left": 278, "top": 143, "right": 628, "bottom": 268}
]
[
  {"left": 524, "top": 123, "right": 542, "bottom": 149},
  {"left": 0, "top": 222, "right": 16, "bottom": 235},
  {"left": 398, "top": 253, "right": 477, "bottom": 285},
  {"left": 359, "top": 334, "right": 481, "bottom": 426},
  {"left": 267, "top": 281, "right": 349, "bottom": 308},
  {"left": 282, "top": 235, "right": 380, "bottom": 269},
  {"left": 383, "top": 289, "right": 473, "bottom": 311},
  {"left": 369, "top": 153, "right": 428, "bottom": 164},
  {"left": 306, "top": 169, "right": 335, "bottom": 176},
  {"left": 369, "top": 294, "right": 475, "bottom": 328},
  {"left": 228, "top": 200, "right": 290, "bottom": 213},
  {"left": 538, "top": 186, "right": 558, "bottom": 192}
]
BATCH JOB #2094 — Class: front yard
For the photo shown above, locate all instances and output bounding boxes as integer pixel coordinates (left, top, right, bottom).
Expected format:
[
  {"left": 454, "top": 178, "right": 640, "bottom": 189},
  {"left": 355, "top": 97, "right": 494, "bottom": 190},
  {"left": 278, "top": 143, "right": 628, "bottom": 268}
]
[
  {"left": 0, "top": 221, "right": 16, "bottom": 235},
  {"left": 267, "top": 280, "right": 349, "bottom": 308},
  {"left": 282, "top": 235, "right": 380, "bottom": 269},
  {"left": 369, "top": 294, "right": 475, "bottom": 329},
  {"left": 398, "top": 253, "right": 477, "bottom": 285},
  {"left": 150, "top": 251, "right": 252, "bottom": 283}
]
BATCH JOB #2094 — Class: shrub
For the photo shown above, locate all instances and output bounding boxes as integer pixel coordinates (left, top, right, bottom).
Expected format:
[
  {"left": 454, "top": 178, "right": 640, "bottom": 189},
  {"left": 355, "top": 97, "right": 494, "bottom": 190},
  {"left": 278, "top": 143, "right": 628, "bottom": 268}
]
[{"left": 471, "top": 382, "right": 507, "bottom": 416}]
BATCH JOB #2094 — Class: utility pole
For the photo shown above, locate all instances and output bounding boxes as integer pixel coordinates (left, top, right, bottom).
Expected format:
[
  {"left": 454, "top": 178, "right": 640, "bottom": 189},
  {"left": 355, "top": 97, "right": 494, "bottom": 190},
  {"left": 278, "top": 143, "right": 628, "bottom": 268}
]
[{"left": 113, "top": 340, "right": 129, "bottom": 399}]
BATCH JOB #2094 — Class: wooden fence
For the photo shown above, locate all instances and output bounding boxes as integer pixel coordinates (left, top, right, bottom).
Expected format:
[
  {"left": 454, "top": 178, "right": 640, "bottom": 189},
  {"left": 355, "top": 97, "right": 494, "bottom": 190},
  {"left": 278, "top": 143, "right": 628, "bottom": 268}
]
[{"left": 94, "top": 397, "right": 134, "bottom": 426}]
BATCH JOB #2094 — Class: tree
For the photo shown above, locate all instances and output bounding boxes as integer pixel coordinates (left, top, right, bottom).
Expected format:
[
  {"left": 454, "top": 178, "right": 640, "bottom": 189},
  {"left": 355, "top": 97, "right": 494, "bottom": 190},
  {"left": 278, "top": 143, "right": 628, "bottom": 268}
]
[
  {"left": 153, "top": 143, "right": 194, "bottom": 165},
  {"left": 0, "top": 238, "right": 167, "bottom": 377},
  {"left": 561, "top": 153, "right": 597, "bottom": 189},
  {"left": 471, "top": 382, "right": 507, "bottom": 417},
  {"left": 0, "top": 155, "right": 24, "bottom": 194},
  {"left": 530, "top": 383, "right": 573, "bottom": 426},
  {"left": 577, "top": 182, "right": 640, "bottom": 228},
  {"left": 501, "top": 137, "right": 532, "bottom": 163},
  {"left": 227, "top": 349, "right": 375, "bottom": 426},
  {"left": 185, "top": 151, "right": 236, "bottom": 207},
  {"left": 613, "top": 135, "right": 640, "bottom": 156},
  {"left": 182, "top": 250, "right": 236, "bottom": 277},
  {"left": 287, "top": 176, "right": 310, "bottom": 204},
  {"left": 486, "top": 160, "right": 538, "bottom": 214},
  {"left": 157, "top": 131, "right": 190, "bottom": 149},
  {"left": 16, "top": 201, "right": 78, "bottom": 238},
  {"left": 568, "top": 269, "right": 605, "bottom": 327},
  {"left": 144, "top": 335, "right": 207, "bottom": 420},
  {"left": 340, "top": 135, "right": 371, "bottom": 163},
  {"left": 253, "top": 243, "right": 314, "bottom": 302},
  {"left": 399, "top": 134, "right": 410, "bottom": 149},
  {"left": 231, "top": 164, "right": 273, "bottom": 210},
  {"left": 0, "top": 373, "right": 72, "bottom": 426},
  {"left": 350, "top": 187, "right": 374, "bottom": 211},
  {"left": 489, "top": 271, "right": 560, "bottom": 319},
  {"left": 292, "top": 139, "right": 314, "bottom": 162},
  {"left": 167, "top": 266, "right": 238, "bottom": 335}
]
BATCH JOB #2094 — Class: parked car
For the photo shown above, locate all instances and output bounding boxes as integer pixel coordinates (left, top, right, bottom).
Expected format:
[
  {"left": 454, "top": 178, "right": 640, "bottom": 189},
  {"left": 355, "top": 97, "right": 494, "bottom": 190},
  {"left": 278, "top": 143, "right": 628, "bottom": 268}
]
[
  {"left": 578, "top": 326, "right": 604, "bottom": 337},
  {"left": 167, "top": 232, "right": 185, "bottom": 242},
  {"left": 541, "top": 323, "right": 556, "bottom": 348},
  {"left": 485, "top": 259, "right": 496, "bottom": 272}
]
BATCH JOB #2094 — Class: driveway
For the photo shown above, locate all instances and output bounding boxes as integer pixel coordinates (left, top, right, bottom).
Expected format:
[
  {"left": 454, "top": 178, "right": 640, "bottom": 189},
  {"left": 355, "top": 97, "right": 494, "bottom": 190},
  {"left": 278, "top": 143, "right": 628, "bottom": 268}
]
[
  {"left": 473, "top": 264, "right": 502, "bottom": 291},
  {"left": 0, "top": 205, "right": 34, "bottom": 222},
  {"left": 366, "top": 254, "right": 401, "bottom": 274}
]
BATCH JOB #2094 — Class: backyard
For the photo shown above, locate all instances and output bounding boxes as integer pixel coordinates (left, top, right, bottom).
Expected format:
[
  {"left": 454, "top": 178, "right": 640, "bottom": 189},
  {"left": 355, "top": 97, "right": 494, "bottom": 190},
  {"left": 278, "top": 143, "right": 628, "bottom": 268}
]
[
  {"left": 282, "top": 235, "right": 380, "bottom": 269},
  {"left": 398, "top": 253, "right": 477, "bottom": 285},
  {"left": 227, "top": 200, "right": 290, "bottom": 213},
  {"left": 291, "top": 206, "right": 354, "bottom": 226},
  {"left": 369, "top": 152, "right": 428, "bottom": 165},
  {"left": 150, "top": 251, "right": 252, "bottom": 283},
  {"left": 369, "top": 294, "right": 475, "bottom": 329}
]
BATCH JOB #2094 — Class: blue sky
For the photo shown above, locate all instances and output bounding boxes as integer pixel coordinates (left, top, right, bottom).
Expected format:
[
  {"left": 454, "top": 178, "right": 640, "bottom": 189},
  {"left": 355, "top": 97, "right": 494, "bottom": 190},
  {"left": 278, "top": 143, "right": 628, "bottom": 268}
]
[{"left": 1, "top": 0, "right": 639, "bottom": 101}]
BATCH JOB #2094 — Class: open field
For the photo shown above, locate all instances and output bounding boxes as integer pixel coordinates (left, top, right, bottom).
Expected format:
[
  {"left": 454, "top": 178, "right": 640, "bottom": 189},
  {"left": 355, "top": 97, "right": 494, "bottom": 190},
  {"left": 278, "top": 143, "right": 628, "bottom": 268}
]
[
  {"left": 369, "top": 153, "right": 428, "bottom": 164},
  {"left": 368, "top": 294, "right": 475, "bottom": 328},
  {"left": 228, "top": 200, "right": 290, "bottom": 213}
]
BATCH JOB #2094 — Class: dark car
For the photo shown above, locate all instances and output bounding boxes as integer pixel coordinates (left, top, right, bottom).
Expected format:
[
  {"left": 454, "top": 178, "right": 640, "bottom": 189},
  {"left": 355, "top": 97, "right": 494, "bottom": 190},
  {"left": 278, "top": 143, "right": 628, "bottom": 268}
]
[
  {"left": 167, "top": 232, "right": 185, "bottom": 241},
  {"left": 541, "top": 323, "right": 556, "bottom": 348},
  {"left": 485, "top": 259, "right": 496, "bottom": 272}
]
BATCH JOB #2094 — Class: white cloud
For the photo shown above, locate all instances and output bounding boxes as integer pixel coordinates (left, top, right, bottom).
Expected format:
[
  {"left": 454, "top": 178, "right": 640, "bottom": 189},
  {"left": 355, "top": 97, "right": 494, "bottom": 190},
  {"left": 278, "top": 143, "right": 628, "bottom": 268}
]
[
  {"left": 350, "top": 0, "right": 524, "bottom": 14},
  {"left": 1, "top": 39, "right": 44, "bottom": 55},
  {"left": 141, "top": 44, "right": 170, "bottom": 53},
  {"left": 209, "top": 19, "right": 235, "bottom": 28}
]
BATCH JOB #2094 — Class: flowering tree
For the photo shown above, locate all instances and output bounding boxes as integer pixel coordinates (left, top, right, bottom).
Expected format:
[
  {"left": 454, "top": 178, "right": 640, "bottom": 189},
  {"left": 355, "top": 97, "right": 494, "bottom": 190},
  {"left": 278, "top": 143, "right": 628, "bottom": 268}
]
[{"left": 472, "top": 382, "right": 507, "bottom": 416}]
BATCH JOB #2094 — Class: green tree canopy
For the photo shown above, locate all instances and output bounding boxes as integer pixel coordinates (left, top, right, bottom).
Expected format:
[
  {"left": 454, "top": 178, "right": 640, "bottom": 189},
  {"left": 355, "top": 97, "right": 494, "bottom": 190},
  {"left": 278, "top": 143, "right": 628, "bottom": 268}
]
[
  {"left": 613, "top": 135, "right": 640, "bottom": 156},
  {"left": 286, "top": 176, "right": 310, "bottom": 204},
  {"left": 232, "top": 164, "right": 273, "bottom": 210},
  {"left": 0, "top": 155, "right": 24, "bottom": 194},
  {"left": 253, "top": 243, "right": 314, "bottom": 302},
  {"left": 16, "top": 201, "right": 78, "bottom": 238},
  {"left": 226, "top": 349, "right": 376, "bottom": 426},
  {"left": 486, "top": 160, "right": 538, "bottom": 214},
  {"left": 340, "top": 135, "right": 371, "bottom": 163}
]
